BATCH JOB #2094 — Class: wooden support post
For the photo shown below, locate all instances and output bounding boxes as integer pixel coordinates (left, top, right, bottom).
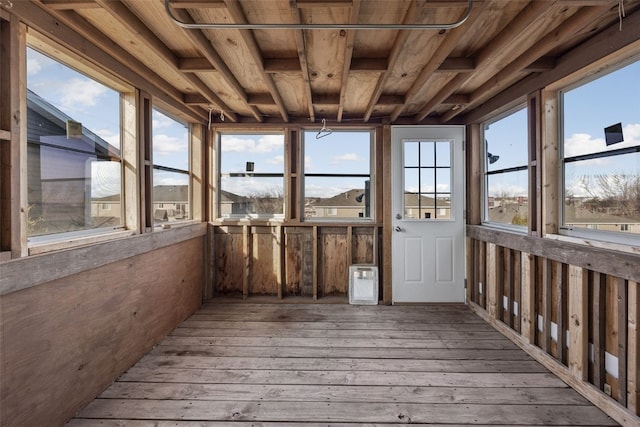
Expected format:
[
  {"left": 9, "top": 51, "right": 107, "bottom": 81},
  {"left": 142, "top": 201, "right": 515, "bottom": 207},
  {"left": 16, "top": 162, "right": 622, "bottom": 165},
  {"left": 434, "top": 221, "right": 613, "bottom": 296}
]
[
  {"left": 466, "top": 123, "right": 482, "bottom": 225},
  {"left": 521, "top": 252, "right": 536, "bottom": 344},
  {"left": 382, "top": 125, "right": 392, "bottom": 304},
  {"left": 277, "top": 225, "right": 284, "bottom": 300},
  {"left": 513, "top": 250, "right": 522, "bottom": 333},
  {"left": 486, "top": 243, "right": 498, "bottom": 319},
  {"left": 466, "top": 238, "right": 474, "bottom": 303},
  {"left": 312, "top": 225, "right": 318, "bottom": 300},
  {"left": 542, "top": 258, "right": 553, "bottom": 354},
  {"left": 242, "top": 225, "right": 250, "bottom": 300},
  {"left": 617, "top": 277, "right": 628, "bottom": 406},
  {"left": 504, "top": 248, "right": 513, "bottom": 328},
  {"left": 628, "top": 280, "right": 639, "bottom": 415},
  {"left": 556, "top": 263, "right": 567, "bottom": 365},
  {"left": 479, "top": 240, "right": 486, "bottom": 308},
  {"left": 593, "top": 272, "right": 607, "bottom": 391},
  {"left": 569, "top": 265, "right": 588, "bottom": 381}
]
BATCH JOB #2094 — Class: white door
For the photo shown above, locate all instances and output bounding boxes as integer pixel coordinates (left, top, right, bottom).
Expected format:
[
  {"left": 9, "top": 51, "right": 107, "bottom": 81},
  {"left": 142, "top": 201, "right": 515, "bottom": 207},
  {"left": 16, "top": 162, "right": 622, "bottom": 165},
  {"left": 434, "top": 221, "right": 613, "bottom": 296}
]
[{"left": 391, "top": 126, "right": 465, "bottom": 303}]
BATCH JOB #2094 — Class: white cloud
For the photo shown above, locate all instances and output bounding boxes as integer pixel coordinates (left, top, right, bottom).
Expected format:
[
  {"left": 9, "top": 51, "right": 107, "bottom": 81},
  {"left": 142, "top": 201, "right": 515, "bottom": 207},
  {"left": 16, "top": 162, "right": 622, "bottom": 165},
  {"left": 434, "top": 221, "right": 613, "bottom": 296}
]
[
  {"left": 331, "top": 153, "right": 361, "bottom": 164},
  {"left": 564, "top": 123, "right": 640, "bottom": 160},
  {"left": 304, "top": 155, "right": 313, "bottom": 171},
  {"left": 59, "top": 78, "right": 107, "bottom": 109},
  {"left": 487, "top": 182, "right": 528, "bottom": 198},
  {"left": 222, "top": 134, "right": 283, "bottom": 154},
  {"left": 153, "top": 133, "right": 187, "bottom": 156},
  {"left": 95, "top": 129, "right": 120, "bottom": 148},
  {"left": 221, "top": 176, "right": 283, "bottom": 197},
  {"left": 27, "top": 57, "right": 43, "bottom": 76},
  {"left": 304, "top": 183, "right": 352, "bottom": 198},
  {"left": 152, "top": 111, "right": 177, "bottom": 130},
  {"left": 267, "top": 155, "right": 284, "bottom": 165}
]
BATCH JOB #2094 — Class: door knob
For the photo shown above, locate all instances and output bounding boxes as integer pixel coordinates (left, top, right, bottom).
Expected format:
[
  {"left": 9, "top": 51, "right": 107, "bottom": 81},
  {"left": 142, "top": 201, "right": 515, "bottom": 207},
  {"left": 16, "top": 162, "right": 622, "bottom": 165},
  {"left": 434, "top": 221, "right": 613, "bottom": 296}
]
[{"left": 394, "top": 226, "right": 402, "bottom": 232}]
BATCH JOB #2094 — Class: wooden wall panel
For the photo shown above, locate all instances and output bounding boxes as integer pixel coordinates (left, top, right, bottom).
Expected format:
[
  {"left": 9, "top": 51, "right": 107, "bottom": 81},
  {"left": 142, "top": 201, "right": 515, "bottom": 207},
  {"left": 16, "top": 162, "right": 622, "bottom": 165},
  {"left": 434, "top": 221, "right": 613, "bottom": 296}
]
[
  {"left": 352, "top": 227, "right": 374, "bottom": 265},
  {"left": 320, "top": 227, "right": 349, "bottom": 296},
  {"left": 250, "top": 226, "right": 278, "bottom": 296},
  {"left": 214, "top": 226, "right": 243, "bottom": 295},
  {"left": 0, "top": 237, "right": 204, "bottom": 427}
]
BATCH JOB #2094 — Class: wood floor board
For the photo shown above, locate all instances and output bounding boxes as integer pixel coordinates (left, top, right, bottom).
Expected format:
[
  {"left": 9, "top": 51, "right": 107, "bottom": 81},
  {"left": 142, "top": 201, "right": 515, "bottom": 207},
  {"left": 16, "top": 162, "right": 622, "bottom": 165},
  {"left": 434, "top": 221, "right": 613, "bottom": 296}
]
[
  {"left": 74, "top": 400, "right": 618, "bottom": 425},
  {"left": 68, "top": 303, "right": 618, "bottom": 426},
  {"left": 135, "top": 355, "right": 550, "bottom": 372}
]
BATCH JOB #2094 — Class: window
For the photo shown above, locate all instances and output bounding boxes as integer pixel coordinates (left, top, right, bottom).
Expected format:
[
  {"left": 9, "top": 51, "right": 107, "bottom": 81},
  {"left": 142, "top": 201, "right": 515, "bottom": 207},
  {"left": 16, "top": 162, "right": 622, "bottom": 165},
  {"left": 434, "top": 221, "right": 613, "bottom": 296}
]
[
  {"left": 483, "top": 107, "right": 529, "bottom": 227},
  {"left": 26, "top": 47, "right": 123, "bottom": 239},
  {"left": 403, "top": 140, "right": 451, "bottom": 220},
  {"left": 152, "top": 109, "right": 190, "bottom": 224},
  {"left": 219, "top": 133, "right": 284, "bottom": 217},
  {"left": 561, "top": 59, "right": 640, "bottom": 238},
  {"left": 303, "top": 130, "right": 373, "bottom": 220}
]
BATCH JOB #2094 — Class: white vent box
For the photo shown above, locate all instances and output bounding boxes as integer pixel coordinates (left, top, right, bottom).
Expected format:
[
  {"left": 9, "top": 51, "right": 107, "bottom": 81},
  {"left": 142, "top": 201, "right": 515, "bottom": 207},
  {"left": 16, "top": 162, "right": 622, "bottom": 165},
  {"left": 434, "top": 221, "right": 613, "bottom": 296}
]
[{"left": 349, "top": 265, "right": 378, "bottom": 305}]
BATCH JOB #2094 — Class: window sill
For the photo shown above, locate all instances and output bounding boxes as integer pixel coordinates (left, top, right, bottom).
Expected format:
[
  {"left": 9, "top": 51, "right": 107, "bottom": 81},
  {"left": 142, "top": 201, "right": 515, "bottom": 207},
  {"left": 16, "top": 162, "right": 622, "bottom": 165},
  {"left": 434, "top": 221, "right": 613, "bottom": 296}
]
[
  {"left": 28, "top": 228, "right": 136, "bottom": 256},
  {"left": 547, "top": 232, "right": 640, "bottom": 256}
]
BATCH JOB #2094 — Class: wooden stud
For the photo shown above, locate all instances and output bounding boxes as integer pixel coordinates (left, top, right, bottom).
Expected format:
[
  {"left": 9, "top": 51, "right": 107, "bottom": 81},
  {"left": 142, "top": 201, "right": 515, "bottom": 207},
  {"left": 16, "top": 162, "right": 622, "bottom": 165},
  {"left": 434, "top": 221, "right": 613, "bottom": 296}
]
[
  {"left": 277, "top": 226, "right": 285, "bottom": 300},
  {"left": 527, "top": 91, "right": 540, "bottom": 237},
  {"left": 616, "top": 277, "right": 627, "bottom": 406},
  {"left": 593, "top": 272, "right": 607, "bottom": 391},
  {"left": 243, "top": 225, "right": 250, "bottom": 300},
  {"left": 513, "top": 250, "right": 522, "bottom": 333},
  {"left": 486, "top": 243, "right": 498, "bottom": 319},
  {"left": 467, "top": 123, "right": 482, "bottom": 225},
  {"left": 541, "top": 89, "right": 558, "bottom": 236},
  {"left": 312, "top": 226, "right": 318, "bottom": 300},
  {"left": 382, "top": 125, "right": 392, "bottom": 304},
  {"left": 568, "top": 265, "right": 588, "bottom": 381},
  {"left": 504, "top": 248, "right": 513, "bottom": 327},
  {"left": 556, "top": 263, "right": 567, "bottom": 364},
  {"left": 465, "top": 238, "right": 473, "bottom": 303},
  {"left": 479, "top": 240, "right": 486, "bottom": 309},
  {"left": 542, "top": 258, "right": 553, "bottom": 354},
  {"left": 521, "top": 252, "right": 535, "bottom": 344},
  {"left": 629, "top": 280, "right": 640, "bottom": 414},
  {"left": 138, "top": 91, "right": 153, "bottom": 233}
]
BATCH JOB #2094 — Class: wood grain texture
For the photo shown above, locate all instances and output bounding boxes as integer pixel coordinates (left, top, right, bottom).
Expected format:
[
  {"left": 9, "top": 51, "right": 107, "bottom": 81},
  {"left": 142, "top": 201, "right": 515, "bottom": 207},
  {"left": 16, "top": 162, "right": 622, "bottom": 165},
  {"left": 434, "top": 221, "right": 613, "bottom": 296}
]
[
  {"left": 0, "top": 237, "right": 204, "bottom": 427},
  {"left": 70, "top": 302, "right": 618, "bottom": 426}
]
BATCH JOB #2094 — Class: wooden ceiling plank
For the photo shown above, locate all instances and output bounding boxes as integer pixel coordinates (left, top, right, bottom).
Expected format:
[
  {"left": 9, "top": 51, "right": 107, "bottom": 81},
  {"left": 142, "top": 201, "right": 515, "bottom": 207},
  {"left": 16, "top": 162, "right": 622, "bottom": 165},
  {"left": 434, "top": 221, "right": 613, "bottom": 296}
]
[
  {"left": 337, "top": 0, "right": 361, "bottom": 122},
  {"left": 389, "top": 2, "right": 483, "bottom": 122},
  {"left": 168, "top": 0, "right": 226, "bottom": 9},
  {"left": 363, "top": 0, "right": 428, "bottom": 122},
  {"left": 24, "top": 1, "right": 207, "bottom": 122},
  {"left": 178, "top": 57, "right": 216, "bottom": 72},
  {"left": 313, "top": 94, "right": 341, "bottom": 105},
  {"left": 442, "top": 4, "right": 611, "bottom": 123},
  {"left": 169, "top": 6, "right": 261, "bottom": 122},
  {"left": 436, "top": 57, "right": 475, "bottom": 72},
  {"left": 184, "top": 93, "right": 209, "bottom": 105},
  {"left": 95, "top": 0, "right": 236, "bottom": 121},
  {"left": 350, "top": 58, "right": 388, "bottom": 72},
  {"left": 223, "top": 0, "right": 289, "bottom": 122},
  {"left": 443, "top": 93, "right": 469, "bottom": 105},
  {"left": 264, "top": 58, "right": 302, "bottom": 73},
  {"left": 525, "top": 56, "right": 557, "bottom": 71},
  {"left": 412, "top": 0, "right": 554, "bottom": 123},
  {"left": 247, "top": 94, "right": 275, "bottom": 105},
  {"left": 289, "top": 0, "right": 315, "bottom": 122},
  {"left": 295, "top": 0, "right": 353, "bottom": 8},
  {"left": 377, "top": 95, "right": 405, "bottom": 106},
  {"left": 41, "top": 0, "right": 100, "bottom": 10}
]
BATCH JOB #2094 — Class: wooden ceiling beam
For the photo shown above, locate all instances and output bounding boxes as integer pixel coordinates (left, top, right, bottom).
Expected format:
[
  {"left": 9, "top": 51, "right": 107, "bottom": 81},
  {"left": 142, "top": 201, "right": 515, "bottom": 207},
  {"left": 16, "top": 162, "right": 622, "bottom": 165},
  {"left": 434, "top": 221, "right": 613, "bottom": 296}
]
[
  {"left": 363, "top": 0, "right": 428, "bottom": 122},
  {"left": 247, "top": 94, "right": 275, "bottom": 105},
  {"left": 525, "top": 56, "right": 556, "bottom": 71},
  {"left": 412, "top": 0, "right": 553, "bottom": 123},
  {"left": 95, "top": 0, "right": 236, "bottom": 122},
  {"left": 40, "top": 0, "right": 100, "bottom": 9},
  {"left": 443, "top": 94, "right": 469, "bottom": 105},
  {"left": 350, "top": 58, "right": 388, "bottom": 72},
  {"left": 264, "top": 58, "right": 302, "bottom": 73},
  {"left": 23, "top": 1, "right": 207, "bottom": 122},
  {"left": 289, "top": 0, "right": 316, "bottom": 122},
  {"left": 389, "top": 2, "right": 483, "bottom": 122},
  {"left": 436, "top": 57, "right": 475, "bottom": 72},
  {"left": 223, "top": 0, "right": 288, "bottom": 122},
  {"left": 183, "top": 93, "right": 209, "bottom": 105},
  {"left": 337, "top": 0, "right": 361, "bottom": 122},
  {"left": 169, "top": 6, "right": 261, "bottom": 122},
  {"left": 441, "top": 5, "right": 610, "bottom": 123},
  {"left": 178, "top": 57, "right": 216, "bottom": 72}
]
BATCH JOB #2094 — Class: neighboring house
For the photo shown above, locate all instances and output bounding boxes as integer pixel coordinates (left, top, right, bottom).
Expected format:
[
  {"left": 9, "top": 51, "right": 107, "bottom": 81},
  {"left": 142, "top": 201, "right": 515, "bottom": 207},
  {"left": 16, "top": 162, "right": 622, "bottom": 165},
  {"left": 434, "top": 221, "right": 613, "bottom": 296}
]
[
  {"left": 153, "top": 185, "right": 189, "bottom": 222},
  {"left": 311, "top": 189, "right": 368, "bottom": 218},
  {"left": 403, "top": 193, "right": 451, "bottom": 220},
  {"left": 27, "top": 89, "right": 121, "bottom": 236}
]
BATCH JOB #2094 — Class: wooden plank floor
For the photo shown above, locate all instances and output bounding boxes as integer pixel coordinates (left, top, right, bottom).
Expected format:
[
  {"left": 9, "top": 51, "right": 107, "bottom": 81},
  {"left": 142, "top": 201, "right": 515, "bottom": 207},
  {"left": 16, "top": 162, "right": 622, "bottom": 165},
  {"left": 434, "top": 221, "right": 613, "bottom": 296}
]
[{"left": 67, "top": 302, "right": 618, "bottom": 426}]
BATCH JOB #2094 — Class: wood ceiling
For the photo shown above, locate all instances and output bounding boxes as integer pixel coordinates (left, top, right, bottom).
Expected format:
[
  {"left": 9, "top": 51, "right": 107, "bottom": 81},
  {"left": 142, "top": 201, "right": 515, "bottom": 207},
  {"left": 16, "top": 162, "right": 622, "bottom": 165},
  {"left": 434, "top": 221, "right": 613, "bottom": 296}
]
[{"left": 18, "top": 0, "right": 640, "bottom": 125}]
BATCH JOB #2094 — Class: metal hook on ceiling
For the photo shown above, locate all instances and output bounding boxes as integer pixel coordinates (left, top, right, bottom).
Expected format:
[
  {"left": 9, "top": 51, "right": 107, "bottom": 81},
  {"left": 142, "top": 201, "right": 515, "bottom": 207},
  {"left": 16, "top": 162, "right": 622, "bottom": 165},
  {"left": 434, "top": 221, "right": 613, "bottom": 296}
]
[{"left": 164, "top": 0, "right": 473, "bottom": 31}]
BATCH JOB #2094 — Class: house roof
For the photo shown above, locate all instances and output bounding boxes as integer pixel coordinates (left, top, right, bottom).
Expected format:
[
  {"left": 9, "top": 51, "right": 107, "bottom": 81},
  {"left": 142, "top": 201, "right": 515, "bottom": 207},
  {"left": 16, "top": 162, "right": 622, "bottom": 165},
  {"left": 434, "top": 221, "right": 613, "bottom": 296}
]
[
  {"left": 14, "top": 1, "right": 639, "bottom": 126},
  {"left": 153, "top": 185, "right": 189, "bottom": 202}
]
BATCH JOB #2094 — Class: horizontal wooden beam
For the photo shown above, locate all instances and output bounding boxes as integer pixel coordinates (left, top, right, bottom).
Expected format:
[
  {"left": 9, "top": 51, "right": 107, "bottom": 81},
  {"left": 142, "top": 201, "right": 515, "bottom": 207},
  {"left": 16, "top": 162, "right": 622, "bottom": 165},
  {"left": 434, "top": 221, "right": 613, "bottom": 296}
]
[
  {"left": 351, "top": 58, "right": 388, "bottom": 72},
  {"left": 525, "top": 56, "right": 556, "bottom": 71},
  {"left": 264, "top": 58, "right": 301, "bottom": 73},
  {"left": 377, "top": 95, "right": 405, "bottom": 106},
  {"left": 168, "top": 0, "right": 226, "bottom": 8},
  {"left": 312, "top": 94, "right": 340, "bottom": 105},
  {"left": 443, "top": 94, "right": 469, "bottom": 105},
  {"left": 40, "top": 0, "right": 100, "bottom": 9},
  {"left": 0, "top": 129, "right": 10, "bottom": 141},
  {"left": 247, "top": 93, "right": 275, "bottom": 105},
  {"left": 437, "top": 57, "right": 476, "bottom": 72},
  {"left": 183, "top": 93, "right": 209, "bottom": 105},
  {"left": 178, "top": 57, "right": 215, "bottom": 72}
]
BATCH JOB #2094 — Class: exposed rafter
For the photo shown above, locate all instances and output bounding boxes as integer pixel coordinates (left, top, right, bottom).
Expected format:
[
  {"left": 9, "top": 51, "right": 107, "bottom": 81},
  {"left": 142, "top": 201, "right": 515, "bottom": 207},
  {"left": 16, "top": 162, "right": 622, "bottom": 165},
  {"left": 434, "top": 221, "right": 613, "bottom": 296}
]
[
  {"left": 337, "top": 0, "right": 361, "bottom": 122},
  {"left": 289, "top": 0, "right": 316, "bottom": 122}
]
